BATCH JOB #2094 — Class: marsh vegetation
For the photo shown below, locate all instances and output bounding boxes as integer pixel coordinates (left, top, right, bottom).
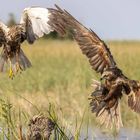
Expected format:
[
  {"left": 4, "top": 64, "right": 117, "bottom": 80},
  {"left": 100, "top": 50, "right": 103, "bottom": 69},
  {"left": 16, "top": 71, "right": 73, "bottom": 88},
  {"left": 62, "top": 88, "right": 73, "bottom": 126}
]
[{"left": 0, "top": 39, "right": 140, "bottom": 139}]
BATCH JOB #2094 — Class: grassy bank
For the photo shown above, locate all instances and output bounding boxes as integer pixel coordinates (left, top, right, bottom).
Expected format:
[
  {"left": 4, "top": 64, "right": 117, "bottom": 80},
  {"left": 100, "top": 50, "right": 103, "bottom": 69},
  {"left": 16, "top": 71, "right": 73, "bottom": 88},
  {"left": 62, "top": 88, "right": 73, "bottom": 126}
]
[{"left": 0, "top": 39, "right": 140, "bottom": 139}]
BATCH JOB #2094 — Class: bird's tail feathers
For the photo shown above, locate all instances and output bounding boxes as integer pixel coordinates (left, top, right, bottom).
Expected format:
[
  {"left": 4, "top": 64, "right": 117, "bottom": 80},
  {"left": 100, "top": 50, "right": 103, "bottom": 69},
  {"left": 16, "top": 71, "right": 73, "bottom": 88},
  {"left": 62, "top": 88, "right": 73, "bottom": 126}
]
[
  {"left": 89, "top": 80, "right": 123, "bottom": 130},
  {"left": 18, "top": 49, "right": 32, "bottom": 70},
  {"left": 0, "top": 48, "right": 31, "bottom": 74},
  {"left": 10, "top": 49, "right": 32, "bottom": 74}
]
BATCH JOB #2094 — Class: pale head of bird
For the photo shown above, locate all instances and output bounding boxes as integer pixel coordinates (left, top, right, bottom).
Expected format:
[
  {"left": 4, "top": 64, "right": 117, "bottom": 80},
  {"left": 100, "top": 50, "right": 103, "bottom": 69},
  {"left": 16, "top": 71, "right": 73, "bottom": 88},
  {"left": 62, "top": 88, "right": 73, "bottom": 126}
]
[{"left": 101, "top": 67, "right": 122, "bottom": 81}]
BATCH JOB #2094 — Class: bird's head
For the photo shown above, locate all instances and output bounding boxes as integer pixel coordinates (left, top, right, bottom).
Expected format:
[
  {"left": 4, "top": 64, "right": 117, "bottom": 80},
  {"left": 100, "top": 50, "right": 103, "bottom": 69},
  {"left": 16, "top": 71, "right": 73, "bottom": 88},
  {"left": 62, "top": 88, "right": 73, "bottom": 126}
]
[
  {"left": 101, "top": 67, "right": 122, "bottom": 81},
  {"left": 129, "top": 80, "right": 140, "bottom": 92}
]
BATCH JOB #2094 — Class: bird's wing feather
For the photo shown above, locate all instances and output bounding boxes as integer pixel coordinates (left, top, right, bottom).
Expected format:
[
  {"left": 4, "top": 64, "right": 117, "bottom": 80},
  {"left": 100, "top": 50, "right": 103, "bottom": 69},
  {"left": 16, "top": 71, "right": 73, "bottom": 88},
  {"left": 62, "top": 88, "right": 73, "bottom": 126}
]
[
  {"left": 0, "top": 21, "right": 9, "bottom": 45},
  {"left": 49, "top": 5, "right": 117, "bottom": 74},
  {"left": 0, "top": 21, "right": 9, "bottom": 72},
  {"left": 128, "top": 90, "right": 140, "bottom": 113},
  {"left": 20, "top": 7, "right": 54, "bottom": 44}
]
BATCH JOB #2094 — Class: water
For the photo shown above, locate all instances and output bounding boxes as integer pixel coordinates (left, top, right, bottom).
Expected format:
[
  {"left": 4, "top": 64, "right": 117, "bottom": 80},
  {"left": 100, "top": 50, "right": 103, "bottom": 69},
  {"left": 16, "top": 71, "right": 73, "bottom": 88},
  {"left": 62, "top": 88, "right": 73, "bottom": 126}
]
[
  {"left": 80, "top": 127, "right": 140, "bottom": 140},
  {"left": 1, "top": 126, "right": 140, "bottom": 140}
]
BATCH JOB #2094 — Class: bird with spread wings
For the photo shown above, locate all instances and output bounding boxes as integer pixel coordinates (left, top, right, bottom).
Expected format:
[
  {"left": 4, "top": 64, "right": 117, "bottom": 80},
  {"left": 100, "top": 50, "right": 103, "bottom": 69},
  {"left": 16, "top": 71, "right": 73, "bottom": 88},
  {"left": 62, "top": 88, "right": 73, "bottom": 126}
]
[
  {"left": 0, "top": 7, "right": 66, "bottom": 78},
  {"left": 47, "top": 5, "right": 140, "bottom": 129}
]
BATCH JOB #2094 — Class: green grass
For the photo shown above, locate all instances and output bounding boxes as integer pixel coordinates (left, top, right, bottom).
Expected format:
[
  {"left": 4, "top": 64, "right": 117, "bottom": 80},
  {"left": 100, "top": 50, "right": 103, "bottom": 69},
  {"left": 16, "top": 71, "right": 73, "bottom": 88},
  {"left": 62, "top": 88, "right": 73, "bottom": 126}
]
[{"left": 0, "top": 39, "right": 140, "bottom": 139}]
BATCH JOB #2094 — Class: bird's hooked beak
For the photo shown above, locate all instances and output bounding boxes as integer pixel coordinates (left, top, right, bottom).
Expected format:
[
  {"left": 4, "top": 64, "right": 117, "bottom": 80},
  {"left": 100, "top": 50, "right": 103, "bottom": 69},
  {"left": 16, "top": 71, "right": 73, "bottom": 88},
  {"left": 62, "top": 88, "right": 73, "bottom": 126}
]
[{"left": 100, "top": 73, "right": 106, "bottom": 81}]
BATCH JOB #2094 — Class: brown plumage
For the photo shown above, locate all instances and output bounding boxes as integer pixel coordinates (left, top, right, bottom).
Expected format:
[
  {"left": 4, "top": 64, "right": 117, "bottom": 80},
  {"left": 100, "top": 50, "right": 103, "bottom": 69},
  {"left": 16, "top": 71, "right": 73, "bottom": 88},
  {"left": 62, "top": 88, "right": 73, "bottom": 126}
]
[
  {"left": 48, "top": 5, "right": 140, "bottom": 129},
  {"left": 0, "top": 25, "right": 30, "bottom": 74},
  {"left": 0, "top": 24, "right": 30, "bottom": 77}
]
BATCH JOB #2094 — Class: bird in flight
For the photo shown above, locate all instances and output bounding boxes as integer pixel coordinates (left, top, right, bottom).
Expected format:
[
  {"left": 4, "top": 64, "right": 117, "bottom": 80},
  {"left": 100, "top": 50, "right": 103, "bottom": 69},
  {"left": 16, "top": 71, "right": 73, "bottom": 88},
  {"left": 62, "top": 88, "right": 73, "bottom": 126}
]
[
  {"left": 0, "top": 7, "right": 66, "bottom": 79},
  {"left": 47, "top": 5, "right": 140, "bottom": 129}
]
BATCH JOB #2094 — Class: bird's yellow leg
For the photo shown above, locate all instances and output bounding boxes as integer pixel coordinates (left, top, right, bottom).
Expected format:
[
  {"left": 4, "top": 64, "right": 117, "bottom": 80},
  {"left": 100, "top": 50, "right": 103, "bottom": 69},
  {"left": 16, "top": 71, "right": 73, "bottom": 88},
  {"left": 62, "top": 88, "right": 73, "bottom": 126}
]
[{"left": 8, "top": 58, "right": 14, "bottom": 79}]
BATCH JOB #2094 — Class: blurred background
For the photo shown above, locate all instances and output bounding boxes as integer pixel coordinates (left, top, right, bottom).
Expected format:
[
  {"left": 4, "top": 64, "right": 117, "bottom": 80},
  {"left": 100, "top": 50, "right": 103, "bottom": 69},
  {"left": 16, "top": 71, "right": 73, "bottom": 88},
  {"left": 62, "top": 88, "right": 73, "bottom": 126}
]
[
  {"left": 0, "top": 1, "right": 140, "bottom": 140},
  {"left": 1, "top": 0, "right": 140, "bottom": 40}
]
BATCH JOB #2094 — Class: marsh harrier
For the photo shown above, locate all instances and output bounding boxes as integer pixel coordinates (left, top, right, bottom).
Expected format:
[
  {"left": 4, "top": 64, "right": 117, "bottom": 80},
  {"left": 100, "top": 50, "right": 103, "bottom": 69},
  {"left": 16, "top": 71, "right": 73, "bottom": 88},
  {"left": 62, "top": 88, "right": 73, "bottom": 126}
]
[{"left": 47, "top": 5, "right": 140, "bottom": 129}]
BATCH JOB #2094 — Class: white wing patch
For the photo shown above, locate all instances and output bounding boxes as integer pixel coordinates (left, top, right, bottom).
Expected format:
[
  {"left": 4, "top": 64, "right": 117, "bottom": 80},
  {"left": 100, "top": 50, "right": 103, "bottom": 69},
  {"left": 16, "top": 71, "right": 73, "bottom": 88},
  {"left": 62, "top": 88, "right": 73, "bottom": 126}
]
[
  {"left": 20, "top": 7, "right": 53, "bottom": 43},
  {"left": 0, "top": 21, "right": 9, "bottom": 33}
]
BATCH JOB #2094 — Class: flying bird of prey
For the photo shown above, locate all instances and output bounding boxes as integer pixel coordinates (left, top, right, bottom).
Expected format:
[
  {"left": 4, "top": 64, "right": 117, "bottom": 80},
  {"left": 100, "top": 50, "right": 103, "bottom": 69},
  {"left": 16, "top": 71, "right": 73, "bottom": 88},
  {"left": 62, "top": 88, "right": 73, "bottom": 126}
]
[
  {"left": 47, "top": 5, "right": 140, "bottom": 129},
  {"left": 0, "top": 7, "right": 66, "bottom": 78}
]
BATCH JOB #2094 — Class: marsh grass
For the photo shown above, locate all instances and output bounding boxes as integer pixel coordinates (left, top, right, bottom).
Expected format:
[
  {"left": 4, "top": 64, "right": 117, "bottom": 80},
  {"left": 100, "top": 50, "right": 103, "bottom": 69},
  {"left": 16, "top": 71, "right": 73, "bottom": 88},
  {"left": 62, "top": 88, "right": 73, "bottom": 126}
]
[{"left": 0, "top": 39, "right": 140, "bottom": 139}]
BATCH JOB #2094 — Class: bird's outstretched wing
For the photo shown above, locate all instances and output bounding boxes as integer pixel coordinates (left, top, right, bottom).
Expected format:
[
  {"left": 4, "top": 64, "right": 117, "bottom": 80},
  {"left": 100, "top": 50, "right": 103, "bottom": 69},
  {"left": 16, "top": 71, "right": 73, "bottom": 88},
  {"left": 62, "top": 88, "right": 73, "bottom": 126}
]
[
  {"left": 0, "top": 21, "right": 9, "bottom": 46},
  {"left": 0, "top": 21, "right": 9, "bottom": 71},
  {"left": 48, "top": 5, "right": 117, "bottom": 74},
  {"left": 20, "top": 7, "right": 66, "bottom": 44}
]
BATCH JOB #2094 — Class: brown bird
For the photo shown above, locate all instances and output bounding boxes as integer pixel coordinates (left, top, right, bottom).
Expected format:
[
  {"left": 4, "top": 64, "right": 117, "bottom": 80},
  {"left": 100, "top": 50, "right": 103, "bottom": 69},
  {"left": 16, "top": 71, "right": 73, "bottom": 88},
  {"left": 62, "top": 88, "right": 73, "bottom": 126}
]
[
  {"left": 0, "top": 7, "right": 66, "bottom": 78},
  {"left": 47, "top": 5, "right": 140, "bottom": 129}
]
